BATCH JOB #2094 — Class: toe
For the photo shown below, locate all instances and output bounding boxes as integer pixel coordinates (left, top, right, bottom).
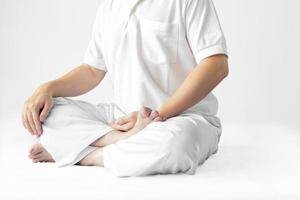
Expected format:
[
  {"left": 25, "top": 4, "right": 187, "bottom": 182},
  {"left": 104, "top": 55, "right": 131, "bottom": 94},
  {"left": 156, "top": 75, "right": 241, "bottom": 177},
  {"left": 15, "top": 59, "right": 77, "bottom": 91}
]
[
  {"left": 33, "top": 154, "right": 46, "bottom": 163},
  {"left": 40, "top": 153, "right": 50, "bottom": 162},
  {"left": 32, "top": 157, "right": 41, "bottom": 163},
  {"left": 29, "top": 152, "right": 42, "bottom": 160},
  {"left": 29, "top": 143, "right": 43, "bottom": 155},
  {"left": 41, "top": 151, "right": 55, "bottom": 162}
]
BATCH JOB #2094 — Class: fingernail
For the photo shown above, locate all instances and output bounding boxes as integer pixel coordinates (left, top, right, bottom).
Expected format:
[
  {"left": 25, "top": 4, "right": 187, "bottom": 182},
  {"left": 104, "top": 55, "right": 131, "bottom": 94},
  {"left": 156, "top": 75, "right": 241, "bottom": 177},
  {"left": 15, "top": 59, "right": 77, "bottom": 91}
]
[
  {"left": 149, "top": 112, "right": 154, "bottom": 120},
  {"left": 155, "top": 117, "right": 162, "bottom": 122}
]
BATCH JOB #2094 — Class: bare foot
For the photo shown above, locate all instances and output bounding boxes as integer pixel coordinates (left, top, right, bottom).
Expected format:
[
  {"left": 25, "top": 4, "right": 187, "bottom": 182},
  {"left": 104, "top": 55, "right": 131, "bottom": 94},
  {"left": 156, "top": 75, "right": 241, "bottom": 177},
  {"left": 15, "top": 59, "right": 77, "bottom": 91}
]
[
  {"left": 79, "top": 148, "right": 104, "bottom": 166},
  {"left": 91, "top": 106, "right": 161, "bottom": 148},
  {"left": 80, "top": 107, "right": 157, "bottom": 166},
  {"left": 29, "top": 143, "right": 54, "bottom": 163}
]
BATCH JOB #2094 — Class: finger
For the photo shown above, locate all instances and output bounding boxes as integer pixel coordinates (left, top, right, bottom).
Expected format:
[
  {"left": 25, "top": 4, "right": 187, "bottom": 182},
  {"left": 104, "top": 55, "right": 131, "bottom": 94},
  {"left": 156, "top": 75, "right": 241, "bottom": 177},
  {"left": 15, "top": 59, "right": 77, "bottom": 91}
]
[
  {"left": 21, "top": 106, "right": 26, "bottom": 127},
  {"left": 22, "top": 109, "right": 28, "bottom": 129},
  {"left": 27, "top": 112, "right": 37, "bottom": 135},
  {"left": 153, "top": 116, "right": 162, "bottom": 122},
  {"left": 32, "top": 110, "right": 42, "bottom": 135},
  {"left": 149, "top": 110, "right": 159, "bottom": 120},
  {"left": 110, "top": 122, "right": 134, "bottom": 131},
  {"left": 24, "top": 118, "right": 31, "bottom": 132},
  {"left": 24, "top": 118, "right": 29, "bottom": 129},
  {"left": 117, "top": 122, "right": 135, "bottom": 131},
  {"left": 141, "top": 106, "right": 152, "bottom": 118},
  {"left": 30, "top": 111, "right": 39, "bottom": 135},
  {"left": 109, "top": 123, "right": 122, "bottom": 130},
  {"left": 25, "top": 112, "right": 34, "bottom": 135},
  {"left": 40, "top": 102, "right": 52, "bottom": 122},
  {"left": 114, "top": 116, "right": 131, "bottom": 125},
  {"left": 110, "top": 123, "right": 127, "bottom": 131},
  {"left": 23, "top": 107, "right": 31, "bottom": 130}
]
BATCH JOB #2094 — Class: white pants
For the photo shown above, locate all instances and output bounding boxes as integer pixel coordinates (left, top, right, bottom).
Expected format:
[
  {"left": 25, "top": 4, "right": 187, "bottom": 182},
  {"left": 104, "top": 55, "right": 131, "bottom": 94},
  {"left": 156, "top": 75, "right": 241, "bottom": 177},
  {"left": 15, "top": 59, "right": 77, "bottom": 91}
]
[{"left": 40, "top": 97, "right": 222, "bottom": 177}]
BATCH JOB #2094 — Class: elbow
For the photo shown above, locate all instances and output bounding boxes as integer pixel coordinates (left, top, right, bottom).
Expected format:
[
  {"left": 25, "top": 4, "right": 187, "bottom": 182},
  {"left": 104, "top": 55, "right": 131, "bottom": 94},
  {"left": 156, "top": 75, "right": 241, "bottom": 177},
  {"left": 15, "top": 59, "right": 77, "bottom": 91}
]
[
  {"left": 222, "top": 63, "right": 229, "bottom": 79},
  {"left": 219, "top": 56, "right": 229, "bottom": 79},
  {"left": 210, "top": 54, "right": 229, "bottom": 79}
]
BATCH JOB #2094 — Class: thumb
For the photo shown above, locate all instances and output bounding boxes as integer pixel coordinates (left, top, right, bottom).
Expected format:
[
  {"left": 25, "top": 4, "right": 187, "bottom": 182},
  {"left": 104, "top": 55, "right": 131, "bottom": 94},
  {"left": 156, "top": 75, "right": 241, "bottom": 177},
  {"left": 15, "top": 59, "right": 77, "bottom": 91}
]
[
  {"left": 114, "top": 116, "right": 131, "bottom": 125},
  {"left": 39, "top": 102, "right": 52, "bottom": 122}
]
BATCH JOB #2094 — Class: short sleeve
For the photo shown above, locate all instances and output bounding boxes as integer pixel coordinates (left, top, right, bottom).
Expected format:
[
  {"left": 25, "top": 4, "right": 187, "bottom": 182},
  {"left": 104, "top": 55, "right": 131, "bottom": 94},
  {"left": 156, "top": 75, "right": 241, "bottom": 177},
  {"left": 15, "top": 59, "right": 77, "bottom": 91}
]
[
  {"left": 83, "top": 5, "right": 107, "bottom": 71},
  {"left": 185, "top": 0, "right": 228, "bottom": 63}
]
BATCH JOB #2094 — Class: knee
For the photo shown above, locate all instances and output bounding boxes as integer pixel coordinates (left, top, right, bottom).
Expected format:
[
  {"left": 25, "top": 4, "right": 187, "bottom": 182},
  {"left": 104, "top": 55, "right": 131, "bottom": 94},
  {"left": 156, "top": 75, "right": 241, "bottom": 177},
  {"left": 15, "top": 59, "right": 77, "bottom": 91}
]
[
  {"left": 104, "top": 120, "right": 199, "bottom": 177},
  {"left": 42, "top": 98, "right": 73, "bottom": 127},
  {"left": 159, "top": 122, "right": 198, "bottom": 158}
]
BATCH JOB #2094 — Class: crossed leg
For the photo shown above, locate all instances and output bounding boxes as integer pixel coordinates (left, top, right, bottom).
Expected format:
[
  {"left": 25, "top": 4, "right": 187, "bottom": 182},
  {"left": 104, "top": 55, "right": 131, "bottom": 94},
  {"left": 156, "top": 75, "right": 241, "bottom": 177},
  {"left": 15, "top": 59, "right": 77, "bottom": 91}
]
[
  {"left": 29, "top": 143, "right": 54, "bottom": 163},
  {"left": 28, "top": 106, "right": 157, "bottom": 165}
]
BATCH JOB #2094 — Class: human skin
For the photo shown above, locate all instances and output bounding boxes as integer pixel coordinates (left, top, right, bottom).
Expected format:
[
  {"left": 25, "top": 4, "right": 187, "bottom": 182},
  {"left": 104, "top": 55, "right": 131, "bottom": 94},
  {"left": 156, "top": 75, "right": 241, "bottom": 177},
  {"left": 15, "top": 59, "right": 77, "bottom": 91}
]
[
  {"left": 23, "top": 54, "right": 228, "bottom": 145},
  {"left": 25, "top": 55, "right": 228, "bottom": 163},
  {"left": 22, "top": 64, "right": 106, "bottom": 136},
  {"left": 158, "top": 54, "right": 229, "bottom": 119},
  {"left": 110, "top": 54, "right": 229, "bottom": 131},
  {"left": 28, "top": 106, "right": 156, "bottom": 163}
]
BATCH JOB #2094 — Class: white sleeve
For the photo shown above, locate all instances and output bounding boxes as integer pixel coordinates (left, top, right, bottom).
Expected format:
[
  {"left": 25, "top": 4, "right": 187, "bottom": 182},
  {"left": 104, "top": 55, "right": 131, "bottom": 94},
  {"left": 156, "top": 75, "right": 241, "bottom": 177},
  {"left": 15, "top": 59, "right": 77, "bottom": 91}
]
[
  {"left": 83, "top": 6, "right": 107, "bottom": 71},
  {"left": 185, "top": 0, "right": 228, "bottom": 64}
]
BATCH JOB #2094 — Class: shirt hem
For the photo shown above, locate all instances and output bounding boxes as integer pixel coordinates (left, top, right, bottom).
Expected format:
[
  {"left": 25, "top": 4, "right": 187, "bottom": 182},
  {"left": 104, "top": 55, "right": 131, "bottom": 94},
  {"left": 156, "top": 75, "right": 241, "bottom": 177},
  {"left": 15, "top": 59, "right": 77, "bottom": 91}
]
[
  {"left": 83, "top": 55, "right": 107, "bottom": 71},
  {"left": 195, "top": 43, "right": 228, "bottom": 64}
]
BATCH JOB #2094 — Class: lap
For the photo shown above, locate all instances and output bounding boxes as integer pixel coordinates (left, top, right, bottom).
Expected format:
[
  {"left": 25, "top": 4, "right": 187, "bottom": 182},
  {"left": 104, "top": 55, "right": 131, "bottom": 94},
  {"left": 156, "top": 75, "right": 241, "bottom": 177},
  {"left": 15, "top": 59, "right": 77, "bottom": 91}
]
[
  {"left": 102, "top": 114, "right": 221, "bottom": 176},
  {"left": 44, "top": 97, "right": 114, "bottom": 128},
  {"left": 44, "top": 98, "right": 220, "bottom": 149},
  {"left": 110, "top": 114, "right": 221, "bottom": 157},
  {"left": 43, "top": 98, "right": 220, "bottom": 156},
  {"left": 40, "top": 98, "right": 115, "bottom": 166}
]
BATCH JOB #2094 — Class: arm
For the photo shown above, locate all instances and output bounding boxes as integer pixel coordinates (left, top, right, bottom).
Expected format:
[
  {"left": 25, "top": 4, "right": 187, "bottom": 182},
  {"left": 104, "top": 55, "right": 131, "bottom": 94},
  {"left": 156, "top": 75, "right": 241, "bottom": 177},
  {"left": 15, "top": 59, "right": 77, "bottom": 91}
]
[
  {"left": 157, "top": 54, "right": 229, "bottom": 119},
  {"left": 22, "top": 64, "right": 106, "bottom": 135},
  {"left": 44, "top": 64, "right": 106, "bottom": 97},
  {"left": 110, "top": 55, "right": 229, "bottom": 132}
]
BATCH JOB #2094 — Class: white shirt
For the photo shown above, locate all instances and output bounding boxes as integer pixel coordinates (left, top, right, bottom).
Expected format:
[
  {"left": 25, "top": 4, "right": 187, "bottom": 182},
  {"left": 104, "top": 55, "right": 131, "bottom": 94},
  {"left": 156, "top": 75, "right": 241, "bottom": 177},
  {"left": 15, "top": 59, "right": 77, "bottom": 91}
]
[{"left": 83, "top": 0, "right": 228, "bottom": 117}]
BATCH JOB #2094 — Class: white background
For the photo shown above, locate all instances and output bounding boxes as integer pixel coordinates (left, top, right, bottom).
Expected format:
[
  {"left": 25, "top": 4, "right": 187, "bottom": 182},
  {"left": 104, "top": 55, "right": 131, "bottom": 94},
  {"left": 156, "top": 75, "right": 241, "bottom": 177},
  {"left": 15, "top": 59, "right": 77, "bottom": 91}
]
[
  {"left": 1, "top": 1, "right": 300, "bottom": 199},
  {"left": 0, "top": 0, "right": 300, "bottom": 129}
]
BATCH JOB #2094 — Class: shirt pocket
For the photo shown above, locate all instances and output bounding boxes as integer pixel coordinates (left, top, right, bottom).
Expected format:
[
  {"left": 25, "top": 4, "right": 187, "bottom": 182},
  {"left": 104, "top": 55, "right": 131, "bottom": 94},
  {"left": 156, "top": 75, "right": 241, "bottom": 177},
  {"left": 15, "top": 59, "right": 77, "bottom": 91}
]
[{"left": 139, "top": 18, "right": 179, "bottom": 65}]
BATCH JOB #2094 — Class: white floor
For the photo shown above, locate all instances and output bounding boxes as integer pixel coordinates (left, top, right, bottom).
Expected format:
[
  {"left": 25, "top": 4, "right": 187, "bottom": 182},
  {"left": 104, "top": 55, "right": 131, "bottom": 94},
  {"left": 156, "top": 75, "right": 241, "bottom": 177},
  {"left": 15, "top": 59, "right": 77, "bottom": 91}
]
[{"left": 0, "top": 113, "right": 299, "bottom": 200}]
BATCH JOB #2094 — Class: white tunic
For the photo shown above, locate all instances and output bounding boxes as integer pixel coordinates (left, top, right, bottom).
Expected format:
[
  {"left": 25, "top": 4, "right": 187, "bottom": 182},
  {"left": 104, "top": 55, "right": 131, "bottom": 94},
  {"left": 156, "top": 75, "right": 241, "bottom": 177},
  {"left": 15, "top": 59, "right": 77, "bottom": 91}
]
[
  {"left": 39, "top": 0, "right": 227, "bottom": 177},
  {"left": 83, "top": 0, "right": 228, "bottom": 118}
]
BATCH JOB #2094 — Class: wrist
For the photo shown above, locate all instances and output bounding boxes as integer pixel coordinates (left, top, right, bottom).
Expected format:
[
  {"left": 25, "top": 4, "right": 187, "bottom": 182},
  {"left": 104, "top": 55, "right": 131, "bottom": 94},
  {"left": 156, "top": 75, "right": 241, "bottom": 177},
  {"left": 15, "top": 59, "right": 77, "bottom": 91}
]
[
  {"left": 157, "top": 107, "right": 169, "bottom": 121},
  {"left": 38, "top": 81, "right": 55, "bottom": 97}
]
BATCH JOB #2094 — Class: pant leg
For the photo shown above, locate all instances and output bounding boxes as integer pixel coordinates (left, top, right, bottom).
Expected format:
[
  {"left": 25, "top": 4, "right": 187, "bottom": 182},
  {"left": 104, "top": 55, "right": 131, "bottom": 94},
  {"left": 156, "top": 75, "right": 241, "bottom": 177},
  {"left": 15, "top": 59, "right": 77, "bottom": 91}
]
[
  {"left": 102, "top": 113, "right": 221, "bottom": 177},
  {"left": 39, "top": 97, "right": 115, "bottom": 167}
]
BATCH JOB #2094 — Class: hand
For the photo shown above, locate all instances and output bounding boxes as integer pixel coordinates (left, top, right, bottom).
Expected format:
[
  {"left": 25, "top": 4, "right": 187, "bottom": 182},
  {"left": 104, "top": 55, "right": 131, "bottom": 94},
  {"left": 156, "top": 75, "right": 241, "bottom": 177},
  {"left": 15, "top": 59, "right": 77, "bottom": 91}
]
[
  {"left": 110, "top": 108, "right": 164, "bottom": 132},
  {"left": 109, "top": 111, "right": 138, "bottom": 131},
  {"left": 22, "top": 85, "right": 54, "bottom": 136}
]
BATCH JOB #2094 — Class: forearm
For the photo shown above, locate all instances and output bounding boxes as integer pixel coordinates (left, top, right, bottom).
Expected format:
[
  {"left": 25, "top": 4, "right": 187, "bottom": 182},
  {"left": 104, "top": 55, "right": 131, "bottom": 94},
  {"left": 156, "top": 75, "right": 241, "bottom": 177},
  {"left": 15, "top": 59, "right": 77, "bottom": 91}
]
[
  {"left": 158, "top": 55, "right": 229, "bottom": 119},
  {"left": 39, "top": 64, "right": 106, "bottom": 97}
]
